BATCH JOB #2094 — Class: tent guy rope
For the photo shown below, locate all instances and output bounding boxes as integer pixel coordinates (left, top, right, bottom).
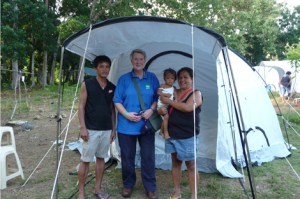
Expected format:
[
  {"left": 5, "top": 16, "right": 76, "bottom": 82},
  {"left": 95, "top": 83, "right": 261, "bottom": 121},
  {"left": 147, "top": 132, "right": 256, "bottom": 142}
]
[
  {"left": 190, "top": 23, "right": 199, "bottom": 199},
  {"left": 285, "top": 157, "right": 300, "bottom": 181},
  {"left": 20, "top": 110, "right": 78, "bottom": 188},
  {"left": 281, "top": 116, "right": 300, "bottom": 137},
  {"left": 50, "top": 24, "right": 93, "bottom": 199}
]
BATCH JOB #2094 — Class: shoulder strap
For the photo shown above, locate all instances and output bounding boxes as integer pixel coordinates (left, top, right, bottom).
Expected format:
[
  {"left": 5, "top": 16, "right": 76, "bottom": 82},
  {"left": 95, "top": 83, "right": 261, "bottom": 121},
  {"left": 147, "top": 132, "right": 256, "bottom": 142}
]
[
  {"left": 178, "top": 88, "right": 193, "bottom": 102},
  {"left": 132, "top": 78, "right": 146, "bottom": 111},
  {"left": 169, "top": 89, "right": 194, "bottom": 115}
]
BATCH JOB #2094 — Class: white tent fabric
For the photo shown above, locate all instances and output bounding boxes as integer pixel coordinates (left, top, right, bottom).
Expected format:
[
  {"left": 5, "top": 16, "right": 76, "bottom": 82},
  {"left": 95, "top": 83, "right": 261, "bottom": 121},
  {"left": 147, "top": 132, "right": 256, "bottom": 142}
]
[
  {"left": 254, "top": 60, "right": 299, "bottom": 93},
  {"left": 63, "top": 16, "right": 290, "bottom": 178}
]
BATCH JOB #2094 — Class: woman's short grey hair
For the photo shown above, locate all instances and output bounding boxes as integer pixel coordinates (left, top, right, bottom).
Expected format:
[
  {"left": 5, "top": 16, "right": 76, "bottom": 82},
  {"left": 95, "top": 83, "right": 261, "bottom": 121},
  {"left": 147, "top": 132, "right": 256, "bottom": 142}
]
[{"left": 130, "top": 49, "right": 146, "bottom": 60}]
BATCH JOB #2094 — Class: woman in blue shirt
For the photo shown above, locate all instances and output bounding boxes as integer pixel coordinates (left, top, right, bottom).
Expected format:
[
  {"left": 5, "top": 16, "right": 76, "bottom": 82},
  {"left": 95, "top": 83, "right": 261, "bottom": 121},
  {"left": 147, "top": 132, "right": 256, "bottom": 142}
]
[{"left": 113, "top": 49, "right": 160, "bottom": 199}]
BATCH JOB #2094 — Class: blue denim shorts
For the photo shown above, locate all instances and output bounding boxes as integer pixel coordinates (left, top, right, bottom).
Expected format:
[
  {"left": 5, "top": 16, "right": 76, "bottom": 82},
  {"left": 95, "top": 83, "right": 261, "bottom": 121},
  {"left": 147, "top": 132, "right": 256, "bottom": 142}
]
[
  {"left": 165, "top": 136, "right": 199, "bottom": 161},
  {"left": 280, "top": 86, "right": 291, "bottom": 96}
]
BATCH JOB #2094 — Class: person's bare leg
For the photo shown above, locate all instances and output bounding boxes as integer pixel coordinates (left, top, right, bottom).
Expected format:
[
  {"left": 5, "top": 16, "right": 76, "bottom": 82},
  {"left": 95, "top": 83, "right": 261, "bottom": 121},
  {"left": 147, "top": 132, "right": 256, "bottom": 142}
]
[
  {"left": 163, "top": 114, "right": 170, "bottom": 139},
  {"left": 160, "top": 122, "right": 164, "bottom": 138},
  {"left": 78, "top": 161, "right": 89, "bottom": 199},
  {"left": 94, "top": 157, "right": 105, "bottom": 193},
  {"left": 171, "top": 153, "right": 182, "bottom": 198},
  {"left": 186, "top": 160, "right": 199, "bottom": 199}
]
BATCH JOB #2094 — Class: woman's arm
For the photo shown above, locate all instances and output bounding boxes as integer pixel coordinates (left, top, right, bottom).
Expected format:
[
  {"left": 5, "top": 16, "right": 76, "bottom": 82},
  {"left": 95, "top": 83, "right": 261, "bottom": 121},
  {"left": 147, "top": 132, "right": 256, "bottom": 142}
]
[
  {"left": 162, "top": 90, "right": 202, "bottom": 112},
  {"left": 110, "top": 103, "right": 116, "bottom": 142}
]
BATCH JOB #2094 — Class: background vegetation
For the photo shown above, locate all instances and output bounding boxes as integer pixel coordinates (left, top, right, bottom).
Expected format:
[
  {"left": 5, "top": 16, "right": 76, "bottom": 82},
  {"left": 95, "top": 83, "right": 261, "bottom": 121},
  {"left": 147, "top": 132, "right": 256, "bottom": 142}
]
[{"left": 1, "top": 0, "right": 300, "bottom": 89}]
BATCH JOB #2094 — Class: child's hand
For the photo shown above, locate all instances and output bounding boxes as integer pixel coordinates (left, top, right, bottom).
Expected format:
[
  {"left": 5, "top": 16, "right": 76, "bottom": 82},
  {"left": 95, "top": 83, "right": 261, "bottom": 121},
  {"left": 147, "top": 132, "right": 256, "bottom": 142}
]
[
  {"left": 163, "top": 93, "right": 171, "bottom": 98},
  {"left": 160, "top": 96, "right": 171, "bottom": 104},
  {"left": 158, "top": 106, "right": 168, "bottom": 115}
]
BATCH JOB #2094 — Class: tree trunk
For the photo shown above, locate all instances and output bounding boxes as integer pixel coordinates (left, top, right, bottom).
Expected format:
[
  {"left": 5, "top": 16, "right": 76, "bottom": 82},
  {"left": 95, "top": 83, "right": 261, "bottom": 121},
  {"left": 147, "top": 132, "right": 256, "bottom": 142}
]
[
  {"left": 37, "top": 64, "right": 43, "bottom": 86},
  {"left": 42, "top": 0, "right": 49, "bottom": 87},
  {"left": 42, "top": 50, "right": 48, "bottom": 87},
  {"left": 49, "top": 36, "right": 60, "bottom": 85},
  {"left": 1, "top": 60, "right": 7, "bottom": 82},
  {"left": 31, "top": 52, "right": 35, "bottom": 87},
  {"left": 49, "top": 54, "right": 56, "bottom": 85},
  {"left": 11, "top": 59, "right": 19, "bottom": 89}
]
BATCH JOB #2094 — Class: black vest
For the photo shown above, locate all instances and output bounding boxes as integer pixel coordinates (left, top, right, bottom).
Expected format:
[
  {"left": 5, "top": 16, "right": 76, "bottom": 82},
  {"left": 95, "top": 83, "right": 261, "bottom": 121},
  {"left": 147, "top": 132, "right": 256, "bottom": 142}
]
[
  {"left": 85, "top": 78, "right": 115, "bottom": 130},
  {"left": 280, "top": 75, "right": 291, "bottom": 88},
  {"left": 168, "top": 91, "right": 201, "bottom": 139}
]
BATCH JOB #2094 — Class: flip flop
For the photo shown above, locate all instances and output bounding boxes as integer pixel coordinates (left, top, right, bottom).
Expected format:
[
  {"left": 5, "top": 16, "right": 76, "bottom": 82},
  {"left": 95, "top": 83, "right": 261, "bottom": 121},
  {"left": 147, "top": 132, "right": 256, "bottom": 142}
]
[
  {"left": 169, "top": 196, "right": 181, "bottom": 199},
  {"left": 94, "top": 192, "right": 110, "bottom": 199},
  {"left": 169, "top": 193, "right": 181, "bottom": 199}
]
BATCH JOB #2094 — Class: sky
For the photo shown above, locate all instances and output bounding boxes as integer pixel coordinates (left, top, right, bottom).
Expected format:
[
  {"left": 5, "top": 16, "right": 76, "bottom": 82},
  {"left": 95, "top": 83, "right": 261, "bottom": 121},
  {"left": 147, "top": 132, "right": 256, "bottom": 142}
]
[{"left": 276, "top": 0, "right": 300, "bottom": 9}]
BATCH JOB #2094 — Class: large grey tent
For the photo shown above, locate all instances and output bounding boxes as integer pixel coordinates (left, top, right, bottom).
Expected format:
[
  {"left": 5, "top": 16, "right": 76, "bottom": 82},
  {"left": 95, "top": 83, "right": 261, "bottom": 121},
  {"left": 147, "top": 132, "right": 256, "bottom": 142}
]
[{"left": 63, "top": 16, "right": 290, "bottom": 178}]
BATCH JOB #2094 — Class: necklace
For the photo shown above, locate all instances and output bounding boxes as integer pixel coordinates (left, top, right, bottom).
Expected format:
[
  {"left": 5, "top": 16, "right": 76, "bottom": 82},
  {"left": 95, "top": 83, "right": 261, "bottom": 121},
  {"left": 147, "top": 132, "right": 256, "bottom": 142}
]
[{"left": 97, "top": 78, "right": 107, "bottom": 89}]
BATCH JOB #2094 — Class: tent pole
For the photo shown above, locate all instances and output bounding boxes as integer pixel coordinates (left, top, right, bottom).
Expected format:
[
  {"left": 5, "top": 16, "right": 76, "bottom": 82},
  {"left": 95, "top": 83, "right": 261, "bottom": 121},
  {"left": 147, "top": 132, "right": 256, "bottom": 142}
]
[
  {"left": 54, "top": 46, "right": 65, "bottom": 199},
  {"left": 51, "top": 25, "right": 92, "bottom": 199},
  {"left": 223, "top": 47, "right": 257, "bottom": 199}
]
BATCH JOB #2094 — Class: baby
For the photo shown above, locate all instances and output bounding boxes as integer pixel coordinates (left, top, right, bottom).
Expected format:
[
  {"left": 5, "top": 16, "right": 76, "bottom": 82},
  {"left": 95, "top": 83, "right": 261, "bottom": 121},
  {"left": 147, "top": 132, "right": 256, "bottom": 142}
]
[{"left": 157, "top": 68, "right": 177, "bottom": 139}]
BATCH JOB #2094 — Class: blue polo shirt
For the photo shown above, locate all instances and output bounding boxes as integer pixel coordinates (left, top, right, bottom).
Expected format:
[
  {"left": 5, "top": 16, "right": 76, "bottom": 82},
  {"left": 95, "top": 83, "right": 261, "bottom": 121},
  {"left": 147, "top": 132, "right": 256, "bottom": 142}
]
[{"left": 113, "top": 70, "right": 159, "bottom": 135}]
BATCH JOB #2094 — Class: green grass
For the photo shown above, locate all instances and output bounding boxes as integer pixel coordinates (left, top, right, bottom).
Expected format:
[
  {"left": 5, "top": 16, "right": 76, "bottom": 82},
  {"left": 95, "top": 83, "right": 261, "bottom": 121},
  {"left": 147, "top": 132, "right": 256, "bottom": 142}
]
[{"left": 1, "top": 84, "right": 78, "bottom": 121}]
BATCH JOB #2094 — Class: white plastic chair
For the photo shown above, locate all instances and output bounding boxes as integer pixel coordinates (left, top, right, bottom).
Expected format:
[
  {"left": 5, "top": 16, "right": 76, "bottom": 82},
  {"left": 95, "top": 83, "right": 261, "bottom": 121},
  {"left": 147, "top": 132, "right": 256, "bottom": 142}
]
[
  {"left": 0, "top": 126, "right": 24, "bottom": 189},
  {"left": 0, "top": 126, "right": 16, "bottom": 148}
]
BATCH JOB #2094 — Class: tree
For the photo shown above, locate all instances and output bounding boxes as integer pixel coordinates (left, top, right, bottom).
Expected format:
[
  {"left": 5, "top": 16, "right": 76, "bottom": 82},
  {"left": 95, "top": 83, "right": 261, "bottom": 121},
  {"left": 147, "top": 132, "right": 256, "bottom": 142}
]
[
  {"left": 1, "top": 0, "right": 58, "bottom": 88},
  {"left": 286, "top": 43, "right": 300, "bottom": 70},
  {"left": 143, "top": 0, "right": 281, "bottom": 65},
  {"left": 1, "top": 0, "right": 28, "bottom": 89},
  {"left": 3, "top": 0, "right": 296, "bottom": 88},
  {"left": 276, "top": 5, "right": 300, "bottom": 59},
  {"left": 59, "top": 0, "right": 149, "bottom": 83}
]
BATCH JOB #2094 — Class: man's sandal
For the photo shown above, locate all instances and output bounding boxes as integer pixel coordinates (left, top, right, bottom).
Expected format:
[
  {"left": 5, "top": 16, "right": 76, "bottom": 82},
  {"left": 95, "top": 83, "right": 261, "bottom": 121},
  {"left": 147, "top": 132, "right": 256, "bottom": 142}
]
[
  {"left": 169, "top": 194, "right": 181, "bottom": 199},
  {"left": 94, "top": 191, "right": 110, "bottom": 199}
]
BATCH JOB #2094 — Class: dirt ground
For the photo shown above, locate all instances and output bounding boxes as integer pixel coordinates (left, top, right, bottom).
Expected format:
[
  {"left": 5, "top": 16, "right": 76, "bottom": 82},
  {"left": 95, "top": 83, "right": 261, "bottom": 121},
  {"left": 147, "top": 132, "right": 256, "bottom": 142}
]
[
  {"left": 0, "top": 93, "right": 175, "bottom": 199},
  {"left": 0, "top": 105, "right": 83, "bottom": 198}
]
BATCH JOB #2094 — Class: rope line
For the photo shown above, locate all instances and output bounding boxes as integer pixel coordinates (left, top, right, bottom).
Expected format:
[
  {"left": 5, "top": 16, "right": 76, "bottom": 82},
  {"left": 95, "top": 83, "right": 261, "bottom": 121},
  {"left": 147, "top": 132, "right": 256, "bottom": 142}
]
[
  {"left": 50, "top": 24, "right": 93, "bottom": 199},
  {"left": 281, "top": 116, "right": 300, "bottom": 137},
  {"left": 0, "top": 68, "right": 33, "bottom": 74},
  {"left": 21, "top": 110, "right": 78, "bottom": 188},
  {"left": 285, "top": 157, "right": 300, "bottom": 181},
  {"left": 285, "top": 101, "right": 300, "bottom": 117},
  {"left": 190, "top": 24, "right": 198, "bottom": 199}
]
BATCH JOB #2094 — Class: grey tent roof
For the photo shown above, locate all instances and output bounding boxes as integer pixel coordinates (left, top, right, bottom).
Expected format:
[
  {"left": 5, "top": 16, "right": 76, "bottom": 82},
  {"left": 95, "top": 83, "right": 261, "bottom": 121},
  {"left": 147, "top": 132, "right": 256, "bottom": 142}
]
[{"left": 63, "top": 16, "right": 226, "bottom": 62}]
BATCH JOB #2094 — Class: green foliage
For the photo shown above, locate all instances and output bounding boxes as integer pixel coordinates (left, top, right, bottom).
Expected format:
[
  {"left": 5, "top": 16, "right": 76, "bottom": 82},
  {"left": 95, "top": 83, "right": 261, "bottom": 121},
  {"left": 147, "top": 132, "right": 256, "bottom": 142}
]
[
  {"left": 1, "top": 1, "right": 28, "bottom": 61},
  {"left": 286, "top": 43, "right": 300, "bottom": 71},
  {"left": 276, "top": 5, "right": 300, "bottom": 59},
  {"left": 2, "top": 0, "right": 300, "bottom": 87},
  {"left": 59, "top": 0, "right": 90, "bottom": 19},
  {"left": 209, "top": 0, "right": 280, "bottom": 65},
  {"left": 1, "top": 0, "right": 59, "bottom": 86},
  {"left": 141, "top": 0, "right": 281, "bottom": 65},
  {"left": 58, "top": 16, "right": 88, "bottom": 41}
]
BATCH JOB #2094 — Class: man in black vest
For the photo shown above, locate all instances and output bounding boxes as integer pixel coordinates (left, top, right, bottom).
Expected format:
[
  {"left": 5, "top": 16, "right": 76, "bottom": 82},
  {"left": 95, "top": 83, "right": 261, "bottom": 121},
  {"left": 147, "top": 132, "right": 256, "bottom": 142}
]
[
  {"left": 77, "top": 55, "right": 116, "bottom": 199},
  {"left": 280, "top": 71, "right": 292, "bottom": 101}
]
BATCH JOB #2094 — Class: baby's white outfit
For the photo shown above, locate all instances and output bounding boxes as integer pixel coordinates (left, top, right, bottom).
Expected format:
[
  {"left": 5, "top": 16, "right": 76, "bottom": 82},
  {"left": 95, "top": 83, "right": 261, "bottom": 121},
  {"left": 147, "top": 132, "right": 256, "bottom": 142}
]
[{"left": 157, "top": 87, "right": 174, "bottom": 109}]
